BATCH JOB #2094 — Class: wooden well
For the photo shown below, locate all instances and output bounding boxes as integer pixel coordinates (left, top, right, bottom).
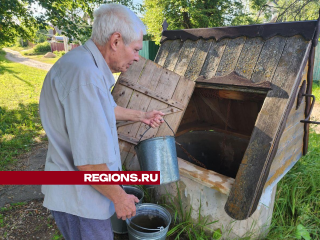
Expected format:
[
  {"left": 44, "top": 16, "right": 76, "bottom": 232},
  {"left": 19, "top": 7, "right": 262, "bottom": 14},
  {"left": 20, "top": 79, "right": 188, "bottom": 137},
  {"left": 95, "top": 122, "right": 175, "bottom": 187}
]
[{"left": 113, "top": 17, "right": 320, "bottom": 238}]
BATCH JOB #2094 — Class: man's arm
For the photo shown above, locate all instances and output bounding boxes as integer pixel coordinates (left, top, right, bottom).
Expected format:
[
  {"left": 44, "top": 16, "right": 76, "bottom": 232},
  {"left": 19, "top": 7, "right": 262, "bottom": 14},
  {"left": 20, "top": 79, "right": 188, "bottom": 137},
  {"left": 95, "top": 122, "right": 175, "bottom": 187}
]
[
  {"left": 77, "top": 163, "right": 139, "bottom": 220},
  {"left": 114, "top": 106, "right": 164, "bottom": 128}
]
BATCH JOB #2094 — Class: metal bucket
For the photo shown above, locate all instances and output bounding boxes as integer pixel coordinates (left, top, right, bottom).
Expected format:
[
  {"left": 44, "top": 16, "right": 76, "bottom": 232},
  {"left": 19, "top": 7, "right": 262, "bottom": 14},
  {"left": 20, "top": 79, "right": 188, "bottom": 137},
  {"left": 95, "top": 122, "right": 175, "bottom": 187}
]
[
  {"left": 111, "top": 186, "right": 144, "bottom": 234},
  {"left": 134, "top": 120, "right": 180, "bottom": 185},
  {"left": 126, "top": 203, "right": 171, "bottom": 240}
]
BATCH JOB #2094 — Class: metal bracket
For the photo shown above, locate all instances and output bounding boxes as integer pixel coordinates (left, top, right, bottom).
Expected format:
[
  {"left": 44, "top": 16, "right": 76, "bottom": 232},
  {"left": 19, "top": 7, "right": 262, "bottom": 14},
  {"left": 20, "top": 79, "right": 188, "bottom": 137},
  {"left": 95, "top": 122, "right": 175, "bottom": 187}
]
[
  {"left": 300, "top": 93, "right": 320, "bottom": 124},
  {"left": 296, "top": 80, "right": 306, "bottom": 110}
]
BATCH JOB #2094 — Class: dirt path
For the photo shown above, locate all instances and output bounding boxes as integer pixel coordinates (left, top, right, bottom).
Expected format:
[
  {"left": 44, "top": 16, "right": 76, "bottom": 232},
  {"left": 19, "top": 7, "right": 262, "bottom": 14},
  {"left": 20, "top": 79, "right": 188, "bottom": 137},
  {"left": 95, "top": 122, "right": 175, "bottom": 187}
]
[
  {"left": 3, "top": 48, "right": 53, "bottom": 71},
  {"left": 0, "top": 144, "right": 48, "bottom": 208},
  {"left": 311, "top": 102, "right": 320, "bottom": 134}
]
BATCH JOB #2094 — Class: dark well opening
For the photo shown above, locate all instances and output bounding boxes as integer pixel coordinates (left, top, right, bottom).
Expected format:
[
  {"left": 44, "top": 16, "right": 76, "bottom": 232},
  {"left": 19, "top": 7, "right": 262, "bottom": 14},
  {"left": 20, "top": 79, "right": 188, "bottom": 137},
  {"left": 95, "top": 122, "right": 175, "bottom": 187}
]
[{"left": 176, "top": 87, "right": 266, "bottom": 178}]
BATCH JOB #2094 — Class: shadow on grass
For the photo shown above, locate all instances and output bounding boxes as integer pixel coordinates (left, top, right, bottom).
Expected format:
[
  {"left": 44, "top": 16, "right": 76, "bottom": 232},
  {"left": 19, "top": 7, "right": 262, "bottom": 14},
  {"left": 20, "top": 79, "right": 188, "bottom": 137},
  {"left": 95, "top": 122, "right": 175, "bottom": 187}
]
[
  {"left": 0, "top": 103, "right": 46, "bottom": 171},
  {"left": 0, "top": 57, "right": 21, "bottom": 75}
]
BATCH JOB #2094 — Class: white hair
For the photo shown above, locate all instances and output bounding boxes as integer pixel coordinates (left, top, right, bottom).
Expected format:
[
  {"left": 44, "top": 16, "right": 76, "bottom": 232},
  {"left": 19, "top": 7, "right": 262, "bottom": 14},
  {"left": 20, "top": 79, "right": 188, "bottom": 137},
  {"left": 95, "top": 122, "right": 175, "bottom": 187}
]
[{"left": 91, "top": 4, "right": 146, "bottom": 46}]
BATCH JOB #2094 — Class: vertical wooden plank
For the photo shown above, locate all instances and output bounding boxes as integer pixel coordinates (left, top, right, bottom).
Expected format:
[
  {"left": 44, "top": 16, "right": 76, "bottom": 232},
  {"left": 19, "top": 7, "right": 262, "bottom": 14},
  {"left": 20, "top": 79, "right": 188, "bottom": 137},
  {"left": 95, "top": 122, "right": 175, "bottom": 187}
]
[
  {"left": 200, "top": 39, "right": 229, "bottom": 79},
  {"left": 230, "top": 101, "right": 261, "bottom": 136},
  {"left": 113, "top": 58, "right": 148, "bottom": 163},
  {"left": 163, "top": 40, "right": 184, "bottom": 71},
  {"left": 174, "top": 40, "right": 200, "bottom": 76},
  {"left": 215, "top": 37, "right": 246, "bottom": 77},
  {"left": 235, "top": 38, "right": 264, "bottom": 79},
  {"left": 154, "top": 40, "right": 173, "bottom": 67},
  {"left": 251, "top": 36, "right": 287, "bottom": 83},
  {"left": 112, "top": 58, "right": 147, "bottom": 106},
  {"left": 155, "top": 40, "right": 199, "bottom": 136},
  {"left": 135, "top": 71, "right": 180, "bottom": 139},
  {"left": 117, "top": 60, "right": 163, "bottom": 163},
  {"left": 156, "top": 77, "right": 195, "bottom": 136},
  {"left": 120, "top": 62, "right": 164, "bottom": 136},
  {"left": 188, "top": 91, "right": 223, "bottom": 126},
  {"left": 184, "top": 39, "right": 213, "bottom": 81},
  {"left": 225, "top": 35, "right": 311, "bottom": 220},
  {"left": 179, "top": 97, "right": 200, "bottom": 126}
]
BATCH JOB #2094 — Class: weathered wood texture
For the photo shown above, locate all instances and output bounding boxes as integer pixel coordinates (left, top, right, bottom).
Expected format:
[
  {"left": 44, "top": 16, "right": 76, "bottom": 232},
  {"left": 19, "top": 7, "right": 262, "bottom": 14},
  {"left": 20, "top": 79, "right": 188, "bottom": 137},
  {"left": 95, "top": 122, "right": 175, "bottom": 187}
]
[
  {"left": 266, "top": 65, "right": 308, "bottom": 187},
  {"left": 113, "top": 57, "right": 195, "bottom": 166},
  {"left": 153, "top": 34, "right": 310, "bottom": 220},
  {"left": 178, "top": 88, "right": 264, "bottom": 137},
  {"left": 225, "top": 36, "right": 311, "bottom": 220},
  {"left": 178, "top": 157, "right": 235, "bottom": 195},
  {"left": 215, "top": 37, "right": 246, "bottom": 77}
]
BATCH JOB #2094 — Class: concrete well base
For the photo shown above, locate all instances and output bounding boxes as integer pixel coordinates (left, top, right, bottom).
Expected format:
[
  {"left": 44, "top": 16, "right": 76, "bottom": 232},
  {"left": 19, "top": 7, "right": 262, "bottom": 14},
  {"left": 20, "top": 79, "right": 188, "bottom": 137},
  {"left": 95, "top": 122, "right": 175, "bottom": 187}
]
[{"left": 153, "top": 176, "right": 277, "bottom": 240}]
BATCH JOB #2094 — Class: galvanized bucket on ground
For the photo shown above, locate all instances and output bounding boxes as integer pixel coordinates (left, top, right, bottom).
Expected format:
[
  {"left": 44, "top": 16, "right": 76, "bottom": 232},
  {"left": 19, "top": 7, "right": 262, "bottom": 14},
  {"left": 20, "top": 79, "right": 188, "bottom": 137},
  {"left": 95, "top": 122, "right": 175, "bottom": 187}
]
[
  {"left": 134, "top": 120, "right": 180, "bottom": 185},
  {"left": 126, "top": 203, "right": 171, "bottom": 240},
  {"left": 111, "top": 186, "right": 144, "bottom": 234}
]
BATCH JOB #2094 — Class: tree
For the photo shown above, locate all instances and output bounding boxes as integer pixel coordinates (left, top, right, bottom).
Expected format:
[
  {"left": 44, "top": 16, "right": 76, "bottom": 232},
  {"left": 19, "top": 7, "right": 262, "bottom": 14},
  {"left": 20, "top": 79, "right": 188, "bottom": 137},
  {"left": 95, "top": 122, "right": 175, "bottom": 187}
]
[
  {"left": 249, "top": 0, "right": 320, "bottom": 23},
  {"left": 0, "top": 0, "right": 42, "bottom": 46},
  {"left": 0, "top": 0, "right": 142, "bottom": 47},
  {"left": 142, "top": 0, "right": 254, "bottom": 44}
]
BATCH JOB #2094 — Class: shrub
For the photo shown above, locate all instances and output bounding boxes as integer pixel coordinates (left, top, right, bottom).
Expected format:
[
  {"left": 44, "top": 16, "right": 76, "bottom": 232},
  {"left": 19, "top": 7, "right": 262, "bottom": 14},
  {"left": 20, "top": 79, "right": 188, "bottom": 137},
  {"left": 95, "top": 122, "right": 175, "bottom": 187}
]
[
  {"left": 33, "top": 42, "right": 51, "bottom": 53},
  {"left": 21, "top": 49, "right": 36, "bottom": 56},
  {"left": 53, "top": 50, "right": 66, "bottom": 57}
]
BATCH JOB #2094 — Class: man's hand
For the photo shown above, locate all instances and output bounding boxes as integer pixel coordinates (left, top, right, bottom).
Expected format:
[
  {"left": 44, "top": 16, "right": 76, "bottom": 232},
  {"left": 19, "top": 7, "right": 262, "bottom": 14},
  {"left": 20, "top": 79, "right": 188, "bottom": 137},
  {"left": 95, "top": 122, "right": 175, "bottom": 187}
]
[
  {"left": 114, "top": 106, "right": 165, "bottom": 128},
  {"left": 77, "top": 163, "right": 140, "bottom": 220},
  {"left": 114, "top": 191, "right": 140, "bottom": 220},
  {"left": 141, "top": 110, "right": 165, "bottom": 128}
]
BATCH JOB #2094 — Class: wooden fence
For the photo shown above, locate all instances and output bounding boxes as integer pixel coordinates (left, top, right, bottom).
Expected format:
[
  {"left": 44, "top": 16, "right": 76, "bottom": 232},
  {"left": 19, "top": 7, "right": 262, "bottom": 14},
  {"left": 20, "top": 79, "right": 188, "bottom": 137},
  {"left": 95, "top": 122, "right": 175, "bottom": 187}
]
[{"left": 50, "top": 42, "right": 79, "bottom": 52}]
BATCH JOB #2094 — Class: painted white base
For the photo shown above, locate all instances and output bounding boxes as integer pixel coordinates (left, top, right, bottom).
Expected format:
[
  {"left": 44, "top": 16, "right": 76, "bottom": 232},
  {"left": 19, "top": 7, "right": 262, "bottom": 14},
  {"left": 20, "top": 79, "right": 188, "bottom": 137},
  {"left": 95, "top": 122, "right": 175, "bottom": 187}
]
[{"left": 153, "top": 176, "right": 277, "bottom": 240}]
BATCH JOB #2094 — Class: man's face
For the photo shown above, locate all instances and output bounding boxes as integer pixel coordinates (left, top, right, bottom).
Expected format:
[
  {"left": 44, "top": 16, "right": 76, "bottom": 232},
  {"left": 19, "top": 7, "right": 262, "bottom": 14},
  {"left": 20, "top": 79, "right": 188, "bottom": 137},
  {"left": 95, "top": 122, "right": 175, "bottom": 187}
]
[{"left": 111, "top": 33, "right": 143, "bottom": 73}]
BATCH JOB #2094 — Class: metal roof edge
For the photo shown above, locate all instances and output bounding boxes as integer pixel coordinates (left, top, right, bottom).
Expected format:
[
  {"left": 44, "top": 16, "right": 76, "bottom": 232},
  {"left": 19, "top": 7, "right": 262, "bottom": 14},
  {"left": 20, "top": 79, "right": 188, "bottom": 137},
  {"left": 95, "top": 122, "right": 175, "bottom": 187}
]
[{"left": 161, "top": 20, "right": 318, "bottom": 43}]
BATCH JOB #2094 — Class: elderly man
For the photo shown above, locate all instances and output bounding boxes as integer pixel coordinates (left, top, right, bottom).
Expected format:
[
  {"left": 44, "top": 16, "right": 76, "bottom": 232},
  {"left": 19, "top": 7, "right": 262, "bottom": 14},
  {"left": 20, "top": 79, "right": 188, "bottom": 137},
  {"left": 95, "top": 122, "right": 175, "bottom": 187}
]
[{"left": 39, "top": 4, "right": 164, "bottom": 240}]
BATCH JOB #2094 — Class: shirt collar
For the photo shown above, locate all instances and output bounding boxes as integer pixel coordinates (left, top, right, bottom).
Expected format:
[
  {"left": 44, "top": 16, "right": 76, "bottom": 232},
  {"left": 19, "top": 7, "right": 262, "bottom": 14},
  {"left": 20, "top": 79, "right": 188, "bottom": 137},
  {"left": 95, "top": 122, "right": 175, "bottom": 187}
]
[{"left": 83, "top": 39, "right": 115, "bottom": 90}]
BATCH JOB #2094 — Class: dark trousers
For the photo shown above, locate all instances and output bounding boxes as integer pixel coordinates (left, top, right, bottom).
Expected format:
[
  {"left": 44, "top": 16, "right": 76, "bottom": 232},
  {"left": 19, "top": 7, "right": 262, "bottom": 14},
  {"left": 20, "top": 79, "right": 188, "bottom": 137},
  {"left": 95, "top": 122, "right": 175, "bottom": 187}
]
[{"left": 51, "top": 210, "right": 114, "bottom": 240}]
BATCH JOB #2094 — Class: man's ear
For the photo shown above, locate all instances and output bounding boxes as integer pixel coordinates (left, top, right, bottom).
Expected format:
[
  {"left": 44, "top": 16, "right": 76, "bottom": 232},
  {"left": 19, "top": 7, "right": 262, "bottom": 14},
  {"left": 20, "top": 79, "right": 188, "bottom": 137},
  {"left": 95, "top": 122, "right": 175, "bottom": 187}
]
[{"left": 109, "top": 32, "right": 122, "bottom": 51}]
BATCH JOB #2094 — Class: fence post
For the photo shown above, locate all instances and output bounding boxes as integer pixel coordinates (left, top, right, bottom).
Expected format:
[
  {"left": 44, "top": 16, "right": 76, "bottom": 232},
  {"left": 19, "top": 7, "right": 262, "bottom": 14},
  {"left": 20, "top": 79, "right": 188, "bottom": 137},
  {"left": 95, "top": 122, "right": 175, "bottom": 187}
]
[{"left": 63, "top": 36, "right": 69, "bottom": 53}]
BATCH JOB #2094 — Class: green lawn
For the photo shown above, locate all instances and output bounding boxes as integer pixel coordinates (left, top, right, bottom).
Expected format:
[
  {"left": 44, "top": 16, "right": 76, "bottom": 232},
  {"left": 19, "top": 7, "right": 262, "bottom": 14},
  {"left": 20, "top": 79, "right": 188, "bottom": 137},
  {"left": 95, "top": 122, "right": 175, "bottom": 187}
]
[
  {"left": 0, "top": 49, "right": 47, "bottom": 170},
  {"left": 313, "top": 80, "right": 320, "bottom": 101},
  {"left": 268, "top": 130, "right": 320, "bottom": 239},
  {"left": 7, "top": 46, "right": 59, "bottom": 65},
  {"left": 25, "top": 54, "right": 59, "bottom": 65}
]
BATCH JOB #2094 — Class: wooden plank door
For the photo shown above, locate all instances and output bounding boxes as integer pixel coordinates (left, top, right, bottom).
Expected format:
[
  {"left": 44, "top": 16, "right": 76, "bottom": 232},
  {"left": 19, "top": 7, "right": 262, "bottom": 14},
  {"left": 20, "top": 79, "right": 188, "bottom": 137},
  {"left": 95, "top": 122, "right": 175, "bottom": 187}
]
[{"left": 112, "top": 57, "right": 195, "bottom": 168}]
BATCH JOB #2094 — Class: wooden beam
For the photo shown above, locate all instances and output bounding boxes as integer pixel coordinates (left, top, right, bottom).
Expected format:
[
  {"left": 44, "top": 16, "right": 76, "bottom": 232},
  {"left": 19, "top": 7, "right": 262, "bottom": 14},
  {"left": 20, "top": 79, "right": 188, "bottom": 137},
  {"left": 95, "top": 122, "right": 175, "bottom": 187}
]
[
  {"left": 217, "top": 89, "right": 266, "bottom": 102},
  {"left": 176, "top": 121, "right": 251, "bottom": 140},
  {"left": 118, "top": 77, "right": 185, "bottom": 110},
  {"left": 118, "top": 134, "right": 138, "bottom": 145},
  {"left": 195, "top": 83, "right": 269, "bottom": 94},
  {"left": 116, "top": 107, "right": 182, "bottom": 127},
  {"left": 178, "top": 158, "right": 234, "bottom": 195}
]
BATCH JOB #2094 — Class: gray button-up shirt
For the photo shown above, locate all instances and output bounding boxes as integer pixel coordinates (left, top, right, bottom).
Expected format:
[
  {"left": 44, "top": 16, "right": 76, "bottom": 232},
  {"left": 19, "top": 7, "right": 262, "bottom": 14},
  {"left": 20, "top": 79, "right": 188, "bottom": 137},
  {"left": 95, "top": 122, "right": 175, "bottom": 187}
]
[{"left": 39, "top": 39, "right": 121, "bottom": 219}]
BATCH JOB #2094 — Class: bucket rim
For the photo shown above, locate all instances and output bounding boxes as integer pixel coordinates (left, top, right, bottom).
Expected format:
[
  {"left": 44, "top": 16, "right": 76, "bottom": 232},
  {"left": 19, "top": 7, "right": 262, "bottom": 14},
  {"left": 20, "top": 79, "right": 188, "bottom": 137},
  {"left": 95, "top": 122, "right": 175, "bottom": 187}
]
[
  {"left": 125, "top": 203, "right": 172, "bottom": 228},
  {"left": 122, "top": 185, "right": 144, "bottom": 200},
  {"left": 135, "top": 135, "right": 175, "bottom": 148}
]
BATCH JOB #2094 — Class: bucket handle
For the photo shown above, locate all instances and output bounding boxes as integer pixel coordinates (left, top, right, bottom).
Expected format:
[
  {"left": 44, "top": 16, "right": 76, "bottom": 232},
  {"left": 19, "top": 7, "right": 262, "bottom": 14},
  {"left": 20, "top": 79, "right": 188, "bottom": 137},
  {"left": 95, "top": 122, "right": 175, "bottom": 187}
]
[
  {"left": 128, "top": 218, "right": 165, "bottom": 232},
  {"left": 138, "top": 118, "right": 175, "bottom": 142}
]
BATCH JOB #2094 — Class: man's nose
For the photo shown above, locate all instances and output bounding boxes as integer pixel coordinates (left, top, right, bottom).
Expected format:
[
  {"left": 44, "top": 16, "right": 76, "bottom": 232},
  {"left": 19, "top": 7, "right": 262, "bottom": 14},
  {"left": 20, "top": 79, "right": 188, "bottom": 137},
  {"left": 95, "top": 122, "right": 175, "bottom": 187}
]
[{"left": 134, "top": 53, "right": 140, "bottom": 62}]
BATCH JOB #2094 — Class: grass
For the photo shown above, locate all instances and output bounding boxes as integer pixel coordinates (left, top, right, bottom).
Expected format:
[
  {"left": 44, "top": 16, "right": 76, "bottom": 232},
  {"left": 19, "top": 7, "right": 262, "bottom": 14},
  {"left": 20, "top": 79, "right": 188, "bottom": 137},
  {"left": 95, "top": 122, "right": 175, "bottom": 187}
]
[
  {"left": 161, "top": 183, "right": 219, "bottom": 240},
  {"left": 267, "top": 130, "right": 320, "bottom": 239},
  {"left": 312, "top": 81, "right": 320, "bottom": 101},
  {"left": 24, "top": 54, "right": 59, "bottom": 64},
  {"left": 6, "top": 45, "right": 60, "bottom": 64},
  {"left": 7, "top": 46, "right": 32, "bottom": 52},
  {"left": 0, "top": 49, "right": 47, "bottom": 170}
]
